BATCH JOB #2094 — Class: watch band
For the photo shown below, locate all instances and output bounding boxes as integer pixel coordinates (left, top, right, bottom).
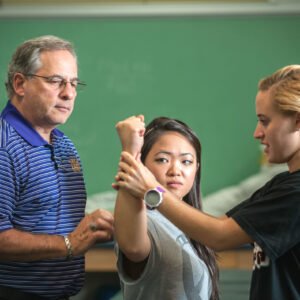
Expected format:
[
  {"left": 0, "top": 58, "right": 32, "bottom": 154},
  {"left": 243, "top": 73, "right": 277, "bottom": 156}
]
[{"left": 156, "top": 186, "right": 165, "bottom": 193}]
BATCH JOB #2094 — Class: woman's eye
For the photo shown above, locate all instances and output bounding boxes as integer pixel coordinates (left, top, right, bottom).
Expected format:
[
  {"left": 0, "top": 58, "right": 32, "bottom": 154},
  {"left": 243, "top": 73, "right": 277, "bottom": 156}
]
[
  {"left": 182, "top": 160, "right": 193, "bottom": 165},
  {"left": 259, "top": 118, "right": 269, "bottom": 126},
  {"left": 155, "top": 158, "right": 168, "bottom": 163}
]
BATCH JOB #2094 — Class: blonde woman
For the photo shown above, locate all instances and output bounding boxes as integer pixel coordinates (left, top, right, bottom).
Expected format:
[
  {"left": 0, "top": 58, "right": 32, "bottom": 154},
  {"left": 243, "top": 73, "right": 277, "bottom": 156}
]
[{"left": 115, "top": 66, "right": 300, "bottom": 300}]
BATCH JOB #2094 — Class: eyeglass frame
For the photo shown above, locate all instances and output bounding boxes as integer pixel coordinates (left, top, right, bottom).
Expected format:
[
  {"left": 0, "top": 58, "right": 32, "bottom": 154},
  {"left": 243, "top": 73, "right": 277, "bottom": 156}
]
[{"left": 22, "top": 73, "right": 87, "bottom": 91}]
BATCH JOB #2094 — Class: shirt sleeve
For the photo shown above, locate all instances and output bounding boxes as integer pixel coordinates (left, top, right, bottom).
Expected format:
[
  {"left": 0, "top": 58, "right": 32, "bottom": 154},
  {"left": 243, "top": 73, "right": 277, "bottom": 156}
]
[
  {"left": 115, "top": 216, "right": 162, "bottom": 284},
  {"left": 0, "top": 148, "right": 16, "bottom": 231},
  {"left": 227, "top": 173, "right": 300, "bottom": 260}
]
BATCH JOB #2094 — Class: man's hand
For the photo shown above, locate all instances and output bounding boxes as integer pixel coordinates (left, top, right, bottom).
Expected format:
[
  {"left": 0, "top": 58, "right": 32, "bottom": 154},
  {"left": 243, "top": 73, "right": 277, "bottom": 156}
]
[{"left": 69, "top": 209, "right": 114, "bottom": 256}]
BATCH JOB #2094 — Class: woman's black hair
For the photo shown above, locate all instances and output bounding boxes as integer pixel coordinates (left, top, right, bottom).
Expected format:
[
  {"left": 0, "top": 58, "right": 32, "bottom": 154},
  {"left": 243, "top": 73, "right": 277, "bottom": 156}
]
[{"left": 141, "top": 117, "right": 219, "bottom": 300}]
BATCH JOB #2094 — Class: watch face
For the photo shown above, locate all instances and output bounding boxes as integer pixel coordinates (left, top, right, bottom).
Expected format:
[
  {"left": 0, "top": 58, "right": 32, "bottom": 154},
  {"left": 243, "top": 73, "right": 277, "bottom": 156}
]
[{"left": 146, "top": 190, "right": 160, "bottom": 206}]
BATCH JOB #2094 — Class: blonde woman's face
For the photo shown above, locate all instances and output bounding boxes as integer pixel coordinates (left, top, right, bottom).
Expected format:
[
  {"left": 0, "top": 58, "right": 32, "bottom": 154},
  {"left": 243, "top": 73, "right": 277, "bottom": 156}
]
[
  {"left": 253, "top": 88, "right": 300, "bottom": 171},
  {"left": 144, "top": 131, "right": 198, "bottom": 200}
]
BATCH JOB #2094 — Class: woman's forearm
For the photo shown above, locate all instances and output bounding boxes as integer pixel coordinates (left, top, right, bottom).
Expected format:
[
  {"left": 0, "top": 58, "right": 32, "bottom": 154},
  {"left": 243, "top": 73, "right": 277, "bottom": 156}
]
[
  {"left": 114, "top": 189, "right": 151, "bottom": 262},
  {"left": 158, "top": 190, "right": 253, "bottom": 251}
]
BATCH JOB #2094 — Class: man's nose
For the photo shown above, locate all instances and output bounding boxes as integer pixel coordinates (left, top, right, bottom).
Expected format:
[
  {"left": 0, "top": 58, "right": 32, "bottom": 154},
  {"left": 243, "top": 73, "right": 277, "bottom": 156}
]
[{"left": 59, "top": 82, "right": 77, "bottom": 100}]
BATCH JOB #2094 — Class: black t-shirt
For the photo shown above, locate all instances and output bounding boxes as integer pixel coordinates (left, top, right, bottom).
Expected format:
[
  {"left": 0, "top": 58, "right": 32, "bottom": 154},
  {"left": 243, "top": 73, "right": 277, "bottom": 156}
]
[{"left": 227, "top": 170, "right": 300, "bottom": 300}]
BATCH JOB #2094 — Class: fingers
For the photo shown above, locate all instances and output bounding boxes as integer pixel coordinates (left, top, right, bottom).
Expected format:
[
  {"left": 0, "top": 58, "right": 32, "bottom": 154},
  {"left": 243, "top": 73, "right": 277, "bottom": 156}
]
[
  {"left": 89, "top": 222, "right": 98, "bottom": 231},
  {"left": 136, "top": 153, "right": 142, "bottom": 163},
  {"left": 89, "top": 210, "right": 113, "bottom": 231},
  {"left": 136, "top": 114, "right": 144, "bottom": 122},
  {"left": 90, "top": 209, "right": 114, "bottom": 224},
  {"left": 120, "top": 151, "right": 139, "bottom": 167},
  {"left": 118, "top": 153, "right": 140, "bottom": 177},
  {"left": 111, "top": 183, "right": 119, "bottom": 191},
  {"left": 116, "top": 115, "right": 145, "bottom": 130},
  {"left": 118, "top": 161, "right": 134, "bottom": 175},
  {"left": 113, "top": 152, "right": 138, "bottom": 191},
  {"left": 89, "top": 223, "right": 114, "bottom": 241},
  {"left": 115, "top": 172, "right": 130, "bottom": 187},
  {"left": 89, "top": 209, "right": 114, "bottom": 241},
  {"left": 70, "top": 209, "right": 114, "bottom": 255},
  {"left": 138, "top": 128, "right": 145, "bottom": 138},
  {"left": 135, "top": 115, "right": 145, "bottom": 137},
  {"left": 113, "top": 179, "right": 126, "bottom": 189}
]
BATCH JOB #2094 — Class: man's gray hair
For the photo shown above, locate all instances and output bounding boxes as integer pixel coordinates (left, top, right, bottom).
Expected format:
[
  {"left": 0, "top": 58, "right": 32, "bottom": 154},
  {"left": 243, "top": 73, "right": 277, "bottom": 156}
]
[{"left": 5, "top": 35, "right": 77, "bottom": 98}]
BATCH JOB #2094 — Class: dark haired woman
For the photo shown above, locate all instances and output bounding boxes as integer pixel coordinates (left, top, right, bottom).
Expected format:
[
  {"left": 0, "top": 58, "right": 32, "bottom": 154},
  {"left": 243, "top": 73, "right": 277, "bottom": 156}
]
[{"left": 114, "top": 116, "right": 219, "bottom": 300}]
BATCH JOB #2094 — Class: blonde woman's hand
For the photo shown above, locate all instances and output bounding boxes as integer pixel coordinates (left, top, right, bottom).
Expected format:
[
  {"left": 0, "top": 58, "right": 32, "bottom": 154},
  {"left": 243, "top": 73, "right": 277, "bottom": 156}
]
[{"left": 113, "top": 151, "right": 160, "bottom": 199}]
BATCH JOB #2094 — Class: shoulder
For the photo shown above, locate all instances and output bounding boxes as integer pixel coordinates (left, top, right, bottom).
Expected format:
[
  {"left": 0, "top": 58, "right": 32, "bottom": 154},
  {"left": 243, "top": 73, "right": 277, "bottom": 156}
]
[
  {"left": 263, "top": 170, "right": 300, "bottom": 196},
  {"left": 269, "top": 169, "right": 300, "bottom": 183},
  {"left": 0, "top": 118, "right": 17, "bottom": 148}
]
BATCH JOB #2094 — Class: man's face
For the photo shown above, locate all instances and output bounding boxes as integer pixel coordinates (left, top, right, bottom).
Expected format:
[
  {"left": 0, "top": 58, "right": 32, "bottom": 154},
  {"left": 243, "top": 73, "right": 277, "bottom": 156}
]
[{"left": 18, "top": 50, "right": 78, "bottom": 134}]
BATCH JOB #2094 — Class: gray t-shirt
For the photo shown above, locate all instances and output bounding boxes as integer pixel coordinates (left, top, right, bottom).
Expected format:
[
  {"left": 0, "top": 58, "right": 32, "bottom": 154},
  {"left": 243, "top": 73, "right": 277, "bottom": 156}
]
[{"left": 116, "top": 210, "right": 212, "bottom": 300}]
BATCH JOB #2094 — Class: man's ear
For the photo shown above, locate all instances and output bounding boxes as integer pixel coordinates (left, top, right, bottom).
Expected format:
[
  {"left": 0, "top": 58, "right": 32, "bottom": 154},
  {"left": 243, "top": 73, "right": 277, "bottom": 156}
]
[{"left": 13, "top": 73, "right": 26, "bottom": 97}]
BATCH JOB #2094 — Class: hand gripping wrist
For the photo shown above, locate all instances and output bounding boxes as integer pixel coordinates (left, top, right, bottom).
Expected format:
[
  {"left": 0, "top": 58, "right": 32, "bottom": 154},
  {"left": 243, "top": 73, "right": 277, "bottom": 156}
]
[{"left": 64, "top": 235, "right": 73, "bottom": 260}]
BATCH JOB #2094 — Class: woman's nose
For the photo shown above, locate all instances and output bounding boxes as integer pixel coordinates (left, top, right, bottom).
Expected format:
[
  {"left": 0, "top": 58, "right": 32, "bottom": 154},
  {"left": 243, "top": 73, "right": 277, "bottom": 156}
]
[
  {"left": 253, "top": 123, "right": 263, "bottom": 140},
  {"left": 167, "top": 161, "right": 181, "bottom": 176}
]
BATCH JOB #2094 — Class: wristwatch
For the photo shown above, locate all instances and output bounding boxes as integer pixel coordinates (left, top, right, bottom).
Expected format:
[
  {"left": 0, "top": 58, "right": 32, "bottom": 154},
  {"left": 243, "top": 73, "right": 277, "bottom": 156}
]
[{"left": 144, "top": 187, "right": 165, "bottom": 209}]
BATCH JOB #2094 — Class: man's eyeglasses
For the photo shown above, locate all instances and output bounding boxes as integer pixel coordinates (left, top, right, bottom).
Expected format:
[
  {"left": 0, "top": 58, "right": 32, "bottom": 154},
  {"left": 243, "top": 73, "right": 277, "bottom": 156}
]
[{"left": 23, "top": 73, "right": 86, "bottom": 91}]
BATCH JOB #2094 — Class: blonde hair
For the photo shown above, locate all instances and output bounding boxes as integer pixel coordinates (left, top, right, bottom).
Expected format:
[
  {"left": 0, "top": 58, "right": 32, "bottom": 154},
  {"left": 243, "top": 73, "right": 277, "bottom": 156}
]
[{"left": 258, "top": 65, "right": 300, "bottom": 114}]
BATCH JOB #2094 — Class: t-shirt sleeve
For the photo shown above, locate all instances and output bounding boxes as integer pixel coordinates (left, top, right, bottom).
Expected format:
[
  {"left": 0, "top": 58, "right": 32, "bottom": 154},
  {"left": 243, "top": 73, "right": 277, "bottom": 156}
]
[
  {"left": 227, "top": 174, "right": 300, "bottom": 260},
  {"left": 115, "top": 216, "right": 162, "bottom": 284},
  {"left": 0, "top": 149, "right": 16, "bottom": 231}
]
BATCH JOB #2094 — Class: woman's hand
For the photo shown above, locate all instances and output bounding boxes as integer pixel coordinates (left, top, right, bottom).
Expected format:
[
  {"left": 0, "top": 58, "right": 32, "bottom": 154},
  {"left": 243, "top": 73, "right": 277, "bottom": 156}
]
[
  {"left": 115, "top": 115, "right": 145, "bottom": 158},
  {"left": 114, "top": 152, "right": 160, "bottom": 199}
]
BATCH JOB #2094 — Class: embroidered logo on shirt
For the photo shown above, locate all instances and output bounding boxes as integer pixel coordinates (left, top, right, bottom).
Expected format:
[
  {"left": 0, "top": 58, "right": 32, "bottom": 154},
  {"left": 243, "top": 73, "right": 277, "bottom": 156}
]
[
  {"left": 253, "top": 242, "right": 270, "bottom": 269},
  {"left": 69, "top": 158, "right": 81, "bottom": 172}
]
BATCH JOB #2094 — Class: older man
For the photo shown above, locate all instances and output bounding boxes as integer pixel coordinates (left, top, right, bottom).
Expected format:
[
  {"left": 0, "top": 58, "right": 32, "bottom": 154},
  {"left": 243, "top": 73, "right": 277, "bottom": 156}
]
[{"left": 0, "top": 36, "right": 114, "bottom": 300}]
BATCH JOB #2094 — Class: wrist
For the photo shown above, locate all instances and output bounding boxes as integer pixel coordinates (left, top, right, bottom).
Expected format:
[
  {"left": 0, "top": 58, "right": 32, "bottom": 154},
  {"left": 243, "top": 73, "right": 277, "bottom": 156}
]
[{"left": 123, "top": 150, "right": 139, "bottom": 159}]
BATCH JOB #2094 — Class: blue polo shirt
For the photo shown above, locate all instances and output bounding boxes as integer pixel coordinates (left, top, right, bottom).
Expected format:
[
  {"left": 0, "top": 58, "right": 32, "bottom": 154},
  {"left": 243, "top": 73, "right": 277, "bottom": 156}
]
[{"left": 0, "top": 102, "right": 87, "bottom": 299}]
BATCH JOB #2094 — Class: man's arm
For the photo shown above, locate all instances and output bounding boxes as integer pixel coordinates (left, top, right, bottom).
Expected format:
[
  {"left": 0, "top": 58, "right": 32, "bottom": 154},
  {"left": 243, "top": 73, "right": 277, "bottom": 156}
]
[
  {"left": 0, "top": 209, "right": 114, "bottom": 261},
  {"left": 0, "top": 229, "right": 67, "bottom": 261}
]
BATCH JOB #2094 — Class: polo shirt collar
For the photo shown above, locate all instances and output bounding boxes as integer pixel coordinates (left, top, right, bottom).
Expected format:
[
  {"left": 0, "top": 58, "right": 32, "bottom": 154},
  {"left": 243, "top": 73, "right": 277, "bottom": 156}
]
[{"left": 1, "top": 101, "right": 64, "bottom": 146}]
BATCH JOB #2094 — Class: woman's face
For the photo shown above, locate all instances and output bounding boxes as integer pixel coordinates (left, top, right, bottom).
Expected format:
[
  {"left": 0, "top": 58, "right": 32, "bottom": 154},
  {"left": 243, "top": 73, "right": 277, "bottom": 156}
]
[
  {"left": 254, "top": 88, "right": 300, "bottom": 171},
  {"left": 144, "top": 131, "right": 198, "bottom": 200}
]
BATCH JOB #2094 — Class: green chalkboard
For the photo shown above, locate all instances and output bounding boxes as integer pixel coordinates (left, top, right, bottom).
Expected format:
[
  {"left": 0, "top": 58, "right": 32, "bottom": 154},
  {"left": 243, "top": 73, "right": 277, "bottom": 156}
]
[{"left": 0, "top": 15, "right": 300, "bottom": 196}]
